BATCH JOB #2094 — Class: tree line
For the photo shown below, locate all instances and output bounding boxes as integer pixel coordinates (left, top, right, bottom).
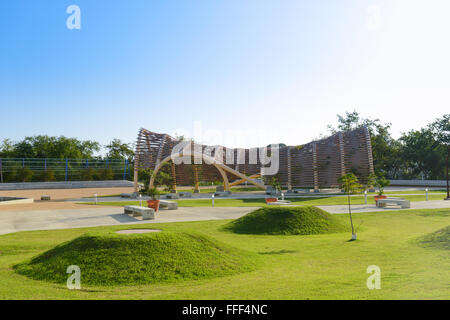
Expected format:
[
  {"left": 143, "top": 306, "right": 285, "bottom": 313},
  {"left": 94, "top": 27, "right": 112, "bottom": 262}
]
[{"left": 0, "top": 136, "right": 134, "bottom": 161}]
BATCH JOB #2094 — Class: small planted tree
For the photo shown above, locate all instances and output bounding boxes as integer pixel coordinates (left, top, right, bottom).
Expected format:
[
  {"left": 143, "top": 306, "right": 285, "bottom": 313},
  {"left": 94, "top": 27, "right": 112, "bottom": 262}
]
[
  {"left": 375, "top": 175, "right": 390, "bottom": 196},
  {"left": 147, "top": 187, "right": 160, "bottom": 200},
  {"left": 270, "top": 177, "right": 281, "bottom": 194},
  {"left": 365, "top": 173, "right": 377, "bottom": 192},
  {"left": 338, "top": 173, "right": 362, "bottom": 240}
]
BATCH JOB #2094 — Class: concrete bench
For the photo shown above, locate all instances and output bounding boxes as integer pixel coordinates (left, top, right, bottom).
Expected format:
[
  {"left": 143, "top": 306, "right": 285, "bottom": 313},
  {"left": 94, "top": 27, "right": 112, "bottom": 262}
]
[
  {"left": 377, "top": 198, "right": 411, "bottom": 209},
  {"left": 214, "top": 191, "right": 231, "bottom": 197},
  {"left": 267, "top": 200, "right": 292, "bottom": 206},
  {"left": 159, "top": 200, "right": 178, "bottom": 210},
  {"left": 165, "top": 193, "right": 180, "bottom": 199},
  {"left": 179, "top": 192, "right": 192, "bottom": 198},
  {"left": 124, "top": 205, "right": 155, "bottom": 220},
  {"left": 120, "top": 192, "right": 138, "bottom": 198}
]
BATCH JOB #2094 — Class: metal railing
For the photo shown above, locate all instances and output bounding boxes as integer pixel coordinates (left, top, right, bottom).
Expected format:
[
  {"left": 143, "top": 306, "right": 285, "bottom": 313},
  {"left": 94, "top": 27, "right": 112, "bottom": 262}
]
[{"left": 0, "top": 158, "right": 132, "bottom": 183}]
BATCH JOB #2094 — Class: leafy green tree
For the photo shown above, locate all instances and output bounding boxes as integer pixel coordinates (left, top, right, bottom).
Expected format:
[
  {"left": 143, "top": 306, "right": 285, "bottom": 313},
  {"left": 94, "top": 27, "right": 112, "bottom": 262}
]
[
  {"left": 41, "top": 169, "right": 56, "bottom": 182},
  {"left": 399, "top": 129, "right": 445, "bottom": 179},
  {"left": 105, "top": 139, "right": 134, "bottom": 161},
  {"left": 338, "top": 173, "right": 362, "bottom": 240},
  {"left": 11, "top": 135, "right": 100, "bottom": 159},
  {"left": 0, "top": 139, "right": 15, "bottom": 157},
  {"left": 430, "top": 114, "right": 450, "bottom": 199},
  {"left": 17, "top": 167, "right": 33, "bottom": 182},
  {"left": 374, "top": 174, "right": 390, "bottom": 196},
  {"left": 270, "top": 177, "right": 281, "bottom": 192},
  {"left": 80, "top": 168, "right": 96, "bottom": 181},
  {"left": 365, "top": 173, "right": 377, "bottom": 191}
]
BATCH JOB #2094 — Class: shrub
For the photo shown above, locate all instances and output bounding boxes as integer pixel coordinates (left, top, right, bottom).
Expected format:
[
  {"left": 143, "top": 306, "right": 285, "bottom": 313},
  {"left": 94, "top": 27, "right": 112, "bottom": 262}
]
[
  {"left": 41, "top": 169, "right": 56, "bottom": 182},
  {"left": 95, "top": 167, "right": 114, "bottom": 180},
  {"left": 17, "top": 167, "right": 33, "bottom": 182},
  {"left": 80, "top": 168, "right": 96, "bottom": 181}
]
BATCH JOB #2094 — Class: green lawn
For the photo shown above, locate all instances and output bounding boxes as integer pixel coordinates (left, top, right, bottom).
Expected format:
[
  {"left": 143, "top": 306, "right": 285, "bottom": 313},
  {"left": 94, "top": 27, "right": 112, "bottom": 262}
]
[
  {"left": 0, "top": 208, "right": 448, "bottom": 299},
  {"left": 86, "top": 193, "right": 445, "bottom": 208}
]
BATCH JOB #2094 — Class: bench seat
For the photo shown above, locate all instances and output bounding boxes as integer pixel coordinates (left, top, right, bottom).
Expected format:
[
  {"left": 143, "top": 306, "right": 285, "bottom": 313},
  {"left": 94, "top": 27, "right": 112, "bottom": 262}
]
[
  {"left": 124, "top": 205, "right": 155, "bottom": 220},
  {"left": 377, "top": 198, "right": 411, "bottom": 209},
  {"left": 159, "top": 200, "right": 178, "bottom": 210}
]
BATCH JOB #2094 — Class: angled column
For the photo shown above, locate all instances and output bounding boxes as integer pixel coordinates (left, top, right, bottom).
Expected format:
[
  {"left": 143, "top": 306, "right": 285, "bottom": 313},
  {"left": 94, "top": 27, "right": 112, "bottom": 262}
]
[
  {"left": 312, "top": 142, "right": 319, "bottom": 192},
  {"left": 338, "top": 132, "right": 346, "bottom": 177},
  {"left": 287, "top": 147, "right": 292, "bottom": 190}
]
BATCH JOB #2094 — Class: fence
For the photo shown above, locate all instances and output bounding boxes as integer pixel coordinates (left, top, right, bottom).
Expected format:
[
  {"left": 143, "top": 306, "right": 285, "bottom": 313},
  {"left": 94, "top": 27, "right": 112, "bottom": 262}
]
[
  {"left": 389, "top": 180, "right": 448, "bottom": 188},
  {"left": 0, "top": 158, "right": 132, "bottom": 183}
]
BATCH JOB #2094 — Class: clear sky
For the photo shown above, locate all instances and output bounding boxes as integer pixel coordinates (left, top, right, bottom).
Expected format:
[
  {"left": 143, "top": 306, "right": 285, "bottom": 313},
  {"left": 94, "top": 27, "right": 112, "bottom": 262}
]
[{"left": 1, "top": 0, "right": 449, "bottom": 151}]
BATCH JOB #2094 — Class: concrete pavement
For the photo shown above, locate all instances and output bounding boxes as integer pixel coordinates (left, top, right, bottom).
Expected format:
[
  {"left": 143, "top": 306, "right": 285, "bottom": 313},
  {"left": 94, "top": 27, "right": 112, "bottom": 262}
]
[
  {"left": 318, "top": 200, "right": 450, "bottom": 214},
  {"left": 0, "top": 206, "right": 258, "bottom": 235},
  {"left": 1, "top": 199, "right": 449, "bottom": 236}
]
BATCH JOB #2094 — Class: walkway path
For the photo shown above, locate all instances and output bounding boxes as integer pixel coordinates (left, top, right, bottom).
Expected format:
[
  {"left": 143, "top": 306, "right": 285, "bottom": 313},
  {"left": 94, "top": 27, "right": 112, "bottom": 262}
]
[
  {"left": 318, "top": 200, "right": 450, "bottom": 214},
  {"left": 1, "top": 200, "right": 448, "bottom": 235},
  {"left": 0, "top": 206, "right": 258, "bottom": 235}
]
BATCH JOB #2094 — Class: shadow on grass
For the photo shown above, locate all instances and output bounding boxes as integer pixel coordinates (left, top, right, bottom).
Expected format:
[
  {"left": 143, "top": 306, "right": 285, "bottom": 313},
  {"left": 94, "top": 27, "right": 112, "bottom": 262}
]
[
  {"left": 238, "top": 197, "right": 333, "bottom": 205},
  {"left": 258, "top": 250, "right": 297, "bottom": 255}
]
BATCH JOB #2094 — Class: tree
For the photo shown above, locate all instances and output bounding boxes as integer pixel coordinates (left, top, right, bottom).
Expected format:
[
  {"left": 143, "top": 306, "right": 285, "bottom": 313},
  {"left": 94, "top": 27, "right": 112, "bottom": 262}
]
[
  {"left": 0, "top": 139, "right": 15, "bottom": 157},
  {"left": 430, "top": 114, "right": 450, "bottom": 200},
  {"left": 11, "top": 135, "right": 100, "bottom": 159},
  {"left": 338, "top": 173, "right": 362, "bottom": 240},
  {"left": 270, "top": 177, "right": 281, "bottom": 193},
  {"left": 374, "top": 174, "right": 390, "bottom": 196},
  {"left": 105, "top": 139, "right": 134, "bottom": 161},
  {"left": 365, "top": 173, "right": 377, "bottom": 191},
  {"left": 398, "top": 129, "right": 445, "bottom": 179}
]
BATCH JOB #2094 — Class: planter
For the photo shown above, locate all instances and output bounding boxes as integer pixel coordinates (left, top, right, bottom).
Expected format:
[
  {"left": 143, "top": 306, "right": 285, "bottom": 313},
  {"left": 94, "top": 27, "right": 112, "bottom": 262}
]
[
  {"left": 147, "top": 200, "right": 160, "bottom": 212},
  {"left": 265, "top": 198, "right": 278, "bottom": 204},
  {"left": 374, "top": 195, "right": 387, "bottom": 206}
]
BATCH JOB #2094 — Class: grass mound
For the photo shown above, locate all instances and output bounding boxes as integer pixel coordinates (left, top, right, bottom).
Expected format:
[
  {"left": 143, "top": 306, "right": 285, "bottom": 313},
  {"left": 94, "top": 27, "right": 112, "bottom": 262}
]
[
  {"left": 225, "top": 206, "right": 348, "bottom": 235},
  {"left": 418, "top": 226, "right": 449, "bottom": 250},
  {"left": 14, "top": 230, "right": 258, "bottom": 286}
]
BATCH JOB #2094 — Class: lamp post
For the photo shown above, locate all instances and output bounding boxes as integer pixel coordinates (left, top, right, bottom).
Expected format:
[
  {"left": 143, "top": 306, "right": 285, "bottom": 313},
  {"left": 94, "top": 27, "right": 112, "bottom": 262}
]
[
  {"left": 139, "top": 194, "right": 142, "bottom": 207},
  {"left": 364, "top": 190, "right": 367, "bottom": 204},
  {"left": 94, "top": 193, "right": 98, "bottom": 205},
  {"left": 212, "top": 194, "right": 215, "bottom": 208},
  {"left": 425, "top": 188, "right": 429, "bottom": 201}
]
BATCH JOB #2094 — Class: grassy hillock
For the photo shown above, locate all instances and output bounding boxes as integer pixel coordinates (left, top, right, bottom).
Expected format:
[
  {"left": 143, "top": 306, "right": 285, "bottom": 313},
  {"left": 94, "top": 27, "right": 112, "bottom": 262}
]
[
  {"left": 224, "top": 206, "right": 349, "bottom": 235},
  {"left": 14, "top": 230, "right": 258, "bottom": 286},
  {"left": 418, "top": 226, "right": 449, "bottom": 250}
]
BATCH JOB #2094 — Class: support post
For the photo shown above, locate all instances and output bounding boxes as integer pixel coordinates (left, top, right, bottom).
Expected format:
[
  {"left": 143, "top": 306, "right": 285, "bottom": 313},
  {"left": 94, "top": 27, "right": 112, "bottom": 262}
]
[
  {"left": 123, "top": 159, "right": 128, "bottom": 180},
  {"left": 0, "top": 159, "right": 3, "bottom": 183},
  {"left": 446, "top": 145, "right": 449, "bottom": 200},
  {"left": 338, "top": 132, "right": 346, "bottom": 177},
  {"left": 171, "top": 162, "right": 177, "bottom": 192},
  {"left": 65, "top": 159, "right": 68, "bottom": 181},
  {"left": 193, "top": 164, "right": 200, "bottom": 193},
  {"left": 133, "top": 165, "right": 139, "bottom": 193},
  {"left": 312, "top": 142, "right": 319, "bottom": 192},
  {"left": 287, "top": 147, "right": 292, "bottom": 191}
]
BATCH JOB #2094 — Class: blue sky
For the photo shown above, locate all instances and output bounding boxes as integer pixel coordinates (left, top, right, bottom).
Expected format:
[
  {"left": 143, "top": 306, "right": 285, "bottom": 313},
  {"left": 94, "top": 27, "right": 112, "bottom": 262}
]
[{"left": 1, "top": 0, "right": 449, "bottom": 152}]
